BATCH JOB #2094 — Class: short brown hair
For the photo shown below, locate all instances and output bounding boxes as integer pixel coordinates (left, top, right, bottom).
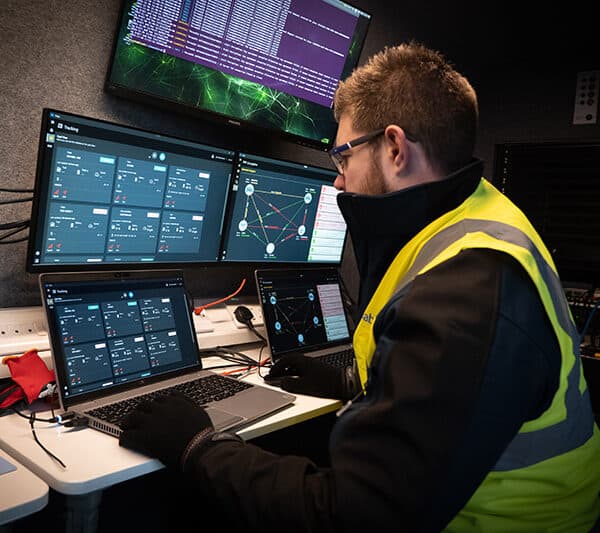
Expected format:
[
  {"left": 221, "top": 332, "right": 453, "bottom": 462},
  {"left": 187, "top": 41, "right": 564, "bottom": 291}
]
[{"left": 333, "top": 42, "right": 478, "bottom": 175}]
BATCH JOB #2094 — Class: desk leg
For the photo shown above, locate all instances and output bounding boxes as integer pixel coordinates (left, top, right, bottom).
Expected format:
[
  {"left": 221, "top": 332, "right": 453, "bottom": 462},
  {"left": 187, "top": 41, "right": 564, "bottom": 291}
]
[{"left": 63, "top": 491, "right": 102, "bottom": 533}]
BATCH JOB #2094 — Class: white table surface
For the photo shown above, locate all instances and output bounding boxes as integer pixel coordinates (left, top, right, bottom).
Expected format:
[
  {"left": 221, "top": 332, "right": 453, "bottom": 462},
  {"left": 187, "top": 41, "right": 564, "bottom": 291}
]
[
  {"left": 0, "top": 448, "right": 49, "bottom": 526},
  {"left": 0, "top": 356, "right": 341, "bottom": 495}
]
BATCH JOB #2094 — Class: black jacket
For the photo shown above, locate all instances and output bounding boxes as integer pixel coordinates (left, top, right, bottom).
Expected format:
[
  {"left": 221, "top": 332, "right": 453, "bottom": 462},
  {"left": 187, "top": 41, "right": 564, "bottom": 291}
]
[{"left": 185, "top": 160, "right": 560, "bottom": 532}]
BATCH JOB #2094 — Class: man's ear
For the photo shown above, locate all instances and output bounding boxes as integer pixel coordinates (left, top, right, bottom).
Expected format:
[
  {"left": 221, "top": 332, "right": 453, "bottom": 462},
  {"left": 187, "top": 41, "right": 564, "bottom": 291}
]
[{"left": 383, "top": 125, "right": 410, "bottom": 174}]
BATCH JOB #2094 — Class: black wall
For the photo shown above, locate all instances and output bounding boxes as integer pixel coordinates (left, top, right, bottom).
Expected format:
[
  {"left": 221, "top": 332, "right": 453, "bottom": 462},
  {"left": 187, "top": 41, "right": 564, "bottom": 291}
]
[{"left": 0, "top": 0, "right": 597, "bottom": 309}]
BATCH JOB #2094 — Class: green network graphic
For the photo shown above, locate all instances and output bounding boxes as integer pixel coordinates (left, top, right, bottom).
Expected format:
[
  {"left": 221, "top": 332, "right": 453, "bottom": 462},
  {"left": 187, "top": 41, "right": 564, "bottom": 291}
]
[{"left": 108, "top": 3, "right": 348, "bottom": 146}]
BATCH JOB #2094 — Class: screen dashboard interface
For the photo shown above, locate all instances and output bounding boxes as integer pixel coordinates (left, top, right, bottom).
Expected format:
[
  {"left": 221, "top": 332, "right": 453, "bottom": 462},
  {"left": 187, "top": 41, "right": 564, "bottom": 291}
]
[
  {"left": 221, "top": 152, "right": 346, "bottom": 264},
  {"left": 27, "top": 109, "right": 234, "bottom": 271},
  {"left": 41, "top": 272, "right": 199, "bottom": 401},
  {"left": 107, "top": 0, "right": 372, "bottom": 148},
  {"left": 255, "top": 267, "right": 350, "bottom": 358}
]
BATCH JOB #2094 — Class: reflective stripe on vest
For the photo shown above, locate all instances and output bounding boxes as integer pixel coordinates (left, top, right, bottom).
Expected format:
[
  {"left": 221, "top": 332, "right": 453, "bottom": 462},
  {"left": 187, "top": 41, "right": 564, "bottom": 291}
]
[
  {"left": 352, "top": 178, "right": 595, "bottom": 470},
  {"left": 391, "top": 218, "right": 592, "bottom": 470}
]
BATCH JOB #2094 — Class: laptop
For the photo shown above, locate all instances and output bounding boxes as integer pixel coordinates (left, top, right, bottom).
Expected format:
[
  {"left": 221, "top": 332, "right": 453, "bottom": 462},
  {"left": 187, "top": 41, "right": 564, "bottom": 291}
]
[
  {"left": 39, "top": 269, "right": 295, "bottom": 437},
  {"left": 254, "top": 267, "right": 355, "bottom": 368}
]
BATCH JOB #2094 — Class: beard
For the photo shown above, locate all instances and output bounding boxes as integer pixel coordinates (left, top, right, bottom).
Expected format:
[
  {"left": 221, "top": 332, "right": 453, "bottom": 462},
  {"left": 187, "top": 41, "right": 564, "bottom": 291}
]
[{"left": 358, "top": 150, "right": 388, "bottom": 195}]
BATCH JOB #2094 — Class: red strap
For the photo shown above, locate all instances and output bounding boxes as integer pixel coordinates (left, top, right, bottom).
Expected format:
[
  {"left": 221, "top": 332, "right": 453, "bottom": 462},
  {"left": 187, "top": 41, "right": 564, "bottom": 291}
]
[{"left": 0, "top": 382, "right": 25, "bottom": 409}]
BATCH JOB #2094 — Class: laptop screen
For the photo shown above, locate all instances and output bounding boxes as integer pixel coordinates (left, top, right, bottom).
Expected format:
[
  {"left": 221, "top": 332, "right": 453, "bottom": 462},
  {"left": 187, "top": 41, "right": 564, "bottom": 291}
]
[
  {"left": 40, "top": 270, "right": 201, "bottom": 404},
  {"left": 255, "top": 268, "right": 351, "bottom": 359}
]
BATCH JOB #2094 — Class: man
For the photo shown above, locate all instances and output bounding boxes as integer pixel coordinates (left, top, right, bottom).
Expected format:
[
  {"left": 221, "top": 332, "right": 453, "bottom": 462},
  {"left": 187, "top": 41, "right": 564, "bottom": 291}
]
[{"left": 119, "top": 42, "right": 600, "bottom": 532}]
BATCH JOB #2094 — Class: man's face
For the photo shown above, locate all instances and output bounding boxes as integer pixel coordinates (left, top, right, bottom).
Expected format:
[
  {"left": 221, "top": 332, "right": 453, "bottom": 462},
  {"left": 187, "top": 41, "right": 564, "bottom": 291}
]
[{"left": 333, "top": 115, "right": 387, "bottom": 195}]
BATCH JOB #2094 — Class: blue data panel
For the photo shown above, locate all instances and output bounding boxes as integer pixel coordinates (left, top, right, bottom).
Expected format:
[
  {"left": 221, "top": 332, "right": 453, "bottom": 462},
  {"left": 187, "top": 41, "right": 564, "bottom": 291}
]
[
  {"left": 113, "top": 158, "right": 168, "bottom": 208},
  {"left": 52, "top": 147, "right": 115, "bottom": 203},
  {"left": 28, "top": 109, "right": 234, "bottom": 270}
]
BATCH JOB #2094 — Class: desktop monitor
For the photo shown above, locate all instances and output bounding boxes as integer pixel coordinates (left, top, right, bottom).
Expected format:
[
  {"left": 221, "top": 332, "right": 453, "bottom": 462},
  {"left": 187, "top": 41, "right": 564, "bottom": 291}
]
[
  {"left": 26, "top": 109, "right": 234, "bottom": 272},
  {"left": 220, "top": 151, "right": 346, "bottom": 264},
  {"left": 105, "top": 0, "right": 372, "bottom": 149},
  {"left": 493, "top": 140, "right": 600, "bottom": 287}
]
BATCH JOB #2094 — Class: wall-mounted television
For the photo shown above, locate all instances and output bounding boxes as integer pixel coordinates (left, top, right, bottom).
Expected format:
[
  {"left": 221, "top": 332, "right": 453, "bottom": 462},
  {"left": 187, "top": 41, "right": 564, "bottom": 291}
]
[
  {"left": 26, "top": 108, "right": 234, "bottom": 272},
  {"left": 105, "top": 0, "right": 372, "bottom": 149}
]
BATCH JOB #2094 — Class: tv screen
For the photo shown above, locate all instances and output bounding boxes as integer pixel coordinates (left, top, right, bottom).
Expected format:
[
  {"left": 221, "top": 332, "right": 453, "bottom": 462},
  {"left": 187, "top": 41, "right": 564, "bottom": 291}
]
[
  {"left": 220, "top": 151, "right": 346, "bottom": 263},
  {"left": 106, "top": 0, "right": 372, "bottom": 149},
  {"left": 26, "top": 109, "right": 234, "bottom": 272}
]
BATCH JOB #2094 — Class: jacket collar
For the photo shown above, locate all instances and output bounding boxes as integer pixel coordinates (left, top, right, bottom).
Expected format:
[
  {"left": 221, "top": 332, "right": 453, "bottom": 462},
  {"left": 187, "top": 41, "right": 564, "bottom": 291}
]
[{"left": 337, "top": 158, "right": 484, "bottom": 315}]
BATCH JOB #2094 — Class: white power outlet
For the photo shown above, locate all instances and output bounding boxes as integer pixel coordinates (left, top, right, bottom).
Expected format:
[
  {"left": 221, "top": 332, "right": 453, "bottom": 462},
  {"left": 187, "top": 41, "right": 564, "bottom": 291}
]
[
  {"left": 0, "top": 307, "right": 52, "bottom": 376},
  {"left": 0, "top": 307, "right": 50, "bottom": 356},
  {"left": 226, "top": 304, "right": 264, "bottom": 329},
  {"left": 573, "top": 70, "right": 599, "bottom": 125}
]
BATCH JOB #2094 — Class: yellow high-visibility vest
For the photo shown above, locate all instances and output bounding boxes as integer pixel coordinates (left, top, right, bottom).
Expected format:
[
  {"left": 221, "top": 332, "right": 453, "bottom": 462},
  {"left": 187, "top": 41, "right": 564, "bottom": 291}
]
[{"left": 353, "top": 178, "right": 600, "bottom": 532}]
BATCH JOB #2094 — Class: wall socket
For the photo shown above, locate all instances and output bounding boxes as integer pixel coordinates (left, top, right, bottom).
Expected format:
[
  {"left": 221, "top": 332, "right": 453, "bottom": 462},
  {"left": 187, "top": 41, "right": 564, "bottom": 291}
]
[
  {"left": 0, "top": 306, "right": 49, "bottom": 351},
  {"left": 573, "top": 70, "right": 599, "bottom": 125},
  {"left": 226, "top": 303, "right": 264, "bottom": 329},
  {"left": 0, "top": 307, "right": 51, "bottom": 376}
]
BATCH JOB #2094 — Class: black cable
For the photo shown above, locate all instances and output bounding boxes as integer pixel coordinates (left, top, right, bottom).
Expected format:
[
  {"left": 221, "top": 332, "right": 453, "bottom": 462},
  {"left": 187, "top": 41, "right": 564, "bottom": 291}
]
[
  {"left": 256, "top": 343, "right": 269, "bottom": 379},
  {"left": 202, "top": 362, "right": 254, "bottom": 371},
  {"left": 29, "top": 412, "right": 66, "bottom": 468},
  {"left": 10, "top": 406, "right": 58, "bottom": 423},
  {"left": 0, "top": 187, "right": 33, "bottom": 193},
  {"left": 214, "top": 346, "right": 258, "bottom": 367},
  {"left": 246, "top": 323, "right": 267, "bottom": 344},
  {"left": 0, "top": 197, "right": 33, "bottom": 205},
  {"left": 10, "top": 407, "right": 74, "bottom": 468},
  {"left": 204, "top": 346, "right": 271, "bottom": 380},
  {"left": 0, "top": 236, "right": 28, "bottom": 244},
  {"left": 0, "top": 225, "right": 28, "bottom": 241},
  {"left": 0, "top": 218, "right": 30, "bottom": 230}
]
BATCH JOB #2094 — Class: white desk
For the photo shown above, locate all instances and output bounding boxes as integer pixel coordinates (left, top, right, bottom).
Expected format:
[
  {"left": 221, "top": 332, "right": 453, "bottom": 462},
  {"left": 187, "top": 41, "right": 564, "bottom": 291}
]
[
  {"left": 0, "top": 348, "right": 341, "bottom": 531},
  {"left": 0, "top": 369, "right": 340, "bottom": 494},
  {"left": 0, "top": 448, "right": 49, "bottom": 527}
]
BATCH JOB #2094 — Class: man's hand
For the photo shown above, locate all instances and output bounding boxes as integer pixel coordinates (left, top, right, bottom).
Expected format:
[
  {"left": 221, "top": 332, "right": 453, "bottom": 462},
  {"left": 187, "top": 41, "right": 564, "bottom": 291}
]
[
  {"left": 266, "top": 354, "right": 347, "bottom": 399},
  {"left": 119, "top": 392, "right": 214, "bottom": 469}
]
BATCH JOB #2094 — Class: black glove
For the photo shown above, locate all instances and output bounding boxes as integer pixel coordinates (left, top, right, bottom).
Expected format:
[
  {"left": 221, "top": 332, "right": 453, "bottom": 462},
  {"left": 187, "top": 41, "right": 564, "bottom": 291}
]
[
  {"left": 266, "top": 354, "right": 359, "bottom": 401},
  {"left": 119, "top": 392, "right": 214, "bottom": 469}
]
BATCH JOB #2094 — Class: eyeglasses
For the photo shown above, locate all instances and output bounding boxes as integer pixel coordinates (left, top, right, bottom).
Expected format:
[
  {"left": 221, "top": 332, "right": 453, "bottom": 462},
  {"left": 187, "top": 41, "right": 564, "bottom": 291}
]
[
  {"left": 328, "top": 127, "right": 418, "bottom": 175},
  {"left": 328, "top": 128, "right": 386, "bottom": 175}
]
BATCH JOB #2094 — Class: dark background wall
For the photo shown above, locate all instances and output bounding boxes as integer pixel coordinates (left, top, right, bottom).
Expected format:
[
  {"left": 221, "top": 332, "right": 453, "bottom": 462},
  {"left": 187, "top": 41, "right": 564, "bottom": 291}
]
[{"left": 0, "top": 0, "right": 597, "bottom": 309}]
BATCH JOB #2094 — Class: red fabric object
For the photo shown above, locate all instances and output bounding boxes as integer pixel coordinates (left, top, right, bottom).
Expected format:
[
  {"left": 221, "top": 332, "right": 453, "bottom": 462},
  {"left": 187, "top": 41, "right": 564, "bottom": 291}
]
[
  {"left": 3, "top": 349, "right": 55, "bottom": 404},
  {"left": 0, "top": 382, "right": 25, "bottom": 409}
]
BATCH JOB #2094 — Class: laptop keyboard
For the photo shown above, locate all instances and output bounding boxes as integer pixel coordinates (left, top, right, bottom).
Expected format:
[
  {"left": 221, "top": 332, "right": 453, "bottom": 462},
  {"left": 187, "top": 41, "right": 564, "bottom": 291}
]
[
  {"left": 319, "top": 348, "right": 354, "bottom": 368},
  {"left": 86, "top": 374, "right": 253, "bottom": 426}
]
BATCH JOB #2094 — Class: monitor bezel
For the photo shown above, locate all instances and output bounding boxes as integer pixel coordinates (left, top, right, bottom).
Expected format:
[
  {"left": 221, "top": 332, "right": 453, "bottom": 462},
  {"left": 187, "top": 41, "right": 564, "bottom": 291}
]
[
  {"left": 219, "top": 150, "right": 347, "bottom": 266},
  {"left": 104, "top": 0, "right": 372, "bottom": 151},
  {"left": 26, "top": 108, "right": 236, "bottom": 273}
]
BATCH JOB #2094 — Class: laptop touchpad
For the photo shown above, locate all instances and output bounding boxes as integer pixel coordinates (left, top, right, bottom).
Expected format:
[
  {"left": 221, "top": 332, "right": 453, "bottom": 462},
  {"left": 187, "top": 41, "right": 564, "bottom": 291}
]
[{"left": 205, "top": 407, "right": 244, "bottom": 431}]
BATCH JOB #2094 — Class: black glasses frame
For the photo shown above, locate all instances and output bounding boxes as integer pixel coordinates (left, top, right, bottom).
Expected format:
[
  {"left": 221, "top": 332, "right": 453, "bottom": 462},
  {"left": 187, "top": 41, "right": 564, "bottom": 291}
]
[{"left": 328, "top": 128, "right": 385, "bottom": 175}]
